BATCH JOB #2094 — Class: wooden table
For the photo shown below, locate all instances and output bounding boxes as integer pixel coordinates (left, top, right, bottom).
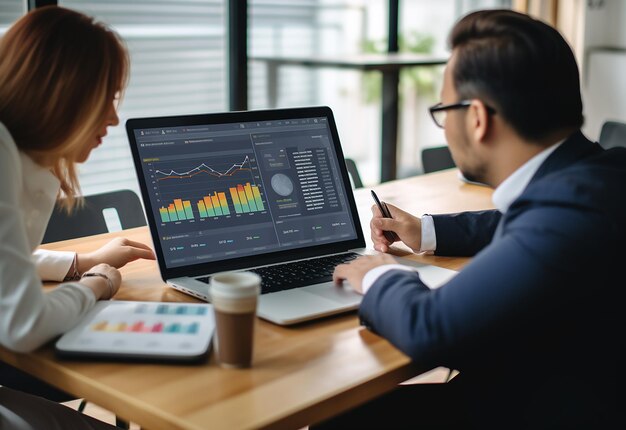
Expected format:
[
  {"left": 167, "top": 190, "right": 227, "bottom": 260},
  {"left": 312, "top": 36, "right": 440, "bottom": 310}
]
[
  {"left": 251, "top": 53, "right": 448, "bottom": 182},
  {"left": 0, "top": 169, "right": 493, "bottom": 430}
]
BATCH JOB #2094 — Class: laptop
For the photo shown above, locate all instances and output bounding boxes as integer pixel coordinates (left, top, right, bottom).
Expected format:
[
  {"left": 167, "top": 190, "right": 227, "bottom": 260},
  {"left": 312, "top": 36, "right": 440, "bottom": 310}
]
[{"left": 126, "top": 106, "right": 457, "bottom": 325}]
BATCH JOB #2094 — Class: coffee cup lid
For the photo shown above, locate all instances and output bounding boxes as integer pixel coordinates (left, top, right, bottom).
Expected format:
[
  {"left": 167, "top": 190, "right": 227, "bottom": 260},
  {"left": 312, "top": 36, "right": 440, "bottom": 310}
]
[{"left": 209, "top": 271, "right": 261, "bottom": 298}]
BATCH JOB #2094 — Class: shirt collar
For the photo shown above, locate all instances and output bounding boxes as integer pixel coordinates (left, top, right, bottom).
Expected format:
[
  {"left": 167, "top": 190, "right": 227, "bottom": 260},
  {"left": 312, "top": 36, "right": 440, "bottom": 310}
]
[
  {"left": 19, "top": 151, "right": 61, "bottom": 199},
  {"left": 492, "top": 140, "right": 564, "bottom": 213},
  {"left": 1, "top": 120, "right": 60, "bottom": 209}
]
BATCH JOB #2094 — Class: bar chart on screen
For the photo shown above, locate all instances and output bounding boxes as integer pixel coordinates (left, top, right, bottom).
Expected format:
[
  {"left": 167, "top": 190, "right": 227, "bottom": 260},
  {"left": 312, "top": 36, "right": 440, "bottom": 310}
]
[
  {"left": 158, "top": 182, "right": 267, "bottom": 223},
  {"left": 229, "top": 183, "right": 266, "bottom": 213},
  {"left": 149, "top": 152, "right": 270, "bottom": 225}
]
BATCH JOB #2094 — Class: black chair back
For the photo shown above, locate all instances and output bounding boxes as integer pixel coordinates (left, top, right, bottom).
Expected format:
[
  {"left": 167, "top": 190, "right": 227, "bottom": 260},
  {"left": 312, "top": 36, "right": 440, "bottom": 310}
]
[
  {"left": 421, "top": 145, "right": 455, "bottom": 174},
  {"left": 42, "top": 189, "right": 146, "bottom": 243},
  {"left": 345, "top": 158, "right": 364, "bottom": 189},
  {"left": 598, "top": 121, "right": 626, "bottom": 150}
]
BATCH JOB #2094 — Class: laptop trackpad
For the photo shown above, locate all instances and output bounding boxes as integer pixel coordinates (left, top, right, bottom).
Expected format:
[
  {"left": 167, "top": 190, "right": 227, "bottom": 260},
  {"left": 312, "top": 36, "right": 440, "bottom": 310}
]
[
  {"left": 302, "top": 283, "right": 361, "bottom": 305},
  {"left": 258, "top": 286, "right": 359, "bottom": 325}
]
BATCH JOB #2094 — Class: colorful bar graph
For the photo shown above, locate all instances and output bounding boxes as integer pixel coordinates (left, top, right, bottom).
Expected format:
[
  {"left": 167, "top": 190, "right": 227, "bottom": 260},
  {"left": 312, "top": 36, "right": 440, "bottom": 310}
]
[
  {"left": 183, "top": 200, "right": 194, "bottom": 219},
  {"left": 92, "top": 321, "right": 107, "bottom": 331},
  {"left": 187, "top": 322, "right": 199, "bottom": 334},
  {"left": 89, "top": 305, "right": 208, "bottom": 336},
  {"left": 218, "top": 192, "right": 230, "bottom": 215},
  {"left": 210, "top": 194, "right": 222, "bottom": 216},
  {"left": 251, "top": 185, "right": 265, "bottom": 210},
  {"left": 196, "top": 192, "right": 230, "bottom": 218},
  {"left": 237, "top": 185, "right": 251, "bottom": 212},
  {"left": 90, "top": 320, "right": 202, "bottom": 334},
  {"left": 174, "top": 199, "right": 185, "bottom": 220},
  {"left": 229, "top": 183, "right": 265, "bottom": 214},
  {"left": 244, "top": 183, "right": 258, "bottom": 211},
  {"left": 160, "top": 199, "right": 194, "bottom": 223},
  {"left": 130, "top": 322, "right": 144, "bottom": 332},
  {"left": 167, "top": 204, "right": 178, "bottom": 221},
  {"left": 153, "top": 304, "right": 207, "bottom": 315},
  {"left": 203, "top": 196, "right": 216, "bottom": 217},
  {"left": 197, "top": 200, "right": 208, "bottom": 218},
  {"left": 159, "top": 207, "right": 170, "bottom": 222},
  {"left": 160, "top": 184, "right": 264, "bottom": 222},
  {"left": 114, "top": 323, "right": 127, "bottom": 332},
  {"left": 164, "top": 323, "right": 181, "bottom": 333},
  {"left": 229, "top": 187, "right": 243, "bottom": 213}
]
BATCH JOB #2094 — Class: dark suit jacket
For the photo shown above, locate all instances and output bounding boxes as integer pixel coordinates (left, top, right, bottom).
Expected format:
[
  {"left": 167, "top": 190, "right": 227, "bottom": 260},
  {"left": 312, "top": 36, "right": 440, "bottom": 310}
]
[{"left": 360, "top": 131, "right": 626, "bottom": 429}]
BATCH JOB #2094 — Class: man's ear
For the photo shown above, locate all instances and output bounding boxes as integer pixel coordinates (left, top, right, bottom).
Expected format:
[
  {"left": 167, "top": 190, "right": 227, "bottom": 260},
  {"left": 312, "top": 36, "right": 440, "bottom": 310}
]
[{"left": 467, "top": 99, "right": 490, "bottom": 143}]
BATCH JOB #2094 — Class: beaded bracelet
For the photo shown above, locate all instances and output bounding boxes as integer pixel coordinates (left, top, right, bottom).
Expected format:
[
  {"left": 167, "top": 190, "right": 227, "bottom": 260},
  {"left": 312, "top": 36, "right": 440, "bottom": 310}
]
[{"left": 81, "top": 272, "right": 114, "bottom": 300}]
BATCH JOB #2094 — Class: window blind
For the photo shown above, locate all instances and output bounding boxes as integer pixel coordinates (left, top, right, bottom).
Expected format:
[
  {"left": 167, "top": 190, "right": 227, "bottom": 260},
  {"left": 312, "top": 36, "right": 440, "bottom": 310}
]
[
  {"left": 0, "top": 0, "right": 23, "bottom": 33},
  {"left": 59, "top": 0, "right": 322, "bottom": 197},
  {"left": 59, "top": 0, "right": 228, "bottom": 196}
]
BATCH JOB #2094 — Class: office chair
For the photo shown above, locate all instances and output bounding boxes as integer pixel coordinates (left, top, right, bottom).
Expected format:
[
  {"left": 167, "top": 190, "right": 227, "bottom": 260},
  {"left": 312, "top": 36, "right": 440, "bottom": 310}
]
[
  {"left": 1, "top": 349, "right": 129, "bottom": 423},
  {"left": 0, "top": 362, "right": 75, "bottom": 402},
  {"left": 42, "top": 189, "right": 146, "bottom": 244},
  {"left": 598, "top": 120, "right": 626, "bottom": 150},
  {"left": 421, "top": 145, "right": 456, "bottom": 174},
  {"left": 345, "top": 158, "right": 364, "bottom": 189},
  {"left": 1, "top": 350, "right": 132, "bottom": 427}
]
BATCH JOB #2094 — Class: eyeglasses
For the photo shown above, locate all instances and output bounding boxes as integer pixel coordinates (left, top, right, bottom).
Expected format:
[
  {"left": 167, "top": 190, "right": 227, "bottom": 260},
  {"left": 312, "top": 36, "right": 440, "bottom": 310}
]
[{"left": 429, "top": 100, "right": 496, "bottom": 128}]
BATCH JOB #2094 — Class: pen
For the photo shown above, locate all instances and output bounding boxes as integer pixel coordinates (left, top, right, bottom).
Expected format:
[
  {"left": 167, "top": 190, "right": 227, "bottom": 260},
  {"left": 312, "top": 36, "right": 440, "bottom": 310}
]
[{"left": 370, "top": 190, "right": 398, "bottom": 243}]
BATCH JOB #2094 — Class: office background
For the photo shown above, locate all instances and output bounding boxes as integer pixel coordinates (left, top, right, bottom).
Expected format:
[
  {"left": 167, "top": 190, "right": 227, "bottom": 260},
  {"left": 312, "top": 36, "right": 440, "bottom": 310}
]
[
  {"left": 0, "top": 0, "right": 624, "bottom": 196},
  {"left": 1, "top": 2, "right": 625, "bottom": 428}
]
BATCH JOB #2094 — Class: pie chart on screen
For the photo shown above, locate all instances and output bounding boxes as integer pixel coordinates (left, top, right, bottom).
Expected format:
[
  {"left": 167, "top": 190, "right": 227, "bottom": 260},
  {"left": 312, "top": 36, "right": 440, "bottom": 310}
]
[{"left": 270, "top": 173, "right": 294, "bottom": 196}]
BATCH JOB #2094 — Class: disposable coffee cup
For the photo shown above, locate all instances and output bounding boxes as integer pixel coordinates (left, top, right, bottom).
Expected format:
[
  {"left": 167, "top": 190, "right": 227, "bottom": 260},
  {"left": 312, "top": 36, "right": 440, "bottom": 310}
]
[{"left": 209, "top": 271, "right": 261, "bottom": 368}]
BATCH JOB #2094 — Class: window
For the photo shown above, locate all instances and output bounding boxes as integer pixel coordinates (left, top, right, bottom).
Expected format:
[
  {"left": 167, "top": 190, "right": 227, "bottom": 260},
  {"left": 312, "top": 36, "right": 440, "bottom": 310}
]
[
  {"left": 397, "top": 0, "right": 511, "bottom": 178},
  {"left": 249, "top": 1, "right": 322, "bottom": 109},
  {"left": 56, "top": 0, "right": 512, "bottom": 194},
  {"left": 65, "top": 0, "right": 334, "bottom": 196},
  {"left": 249, "top": 1, "right": 376, "bottom": 181},
  {"left": 0, "top": 0, "right": 23, "bottom": 34},
  {"left": 60, "top": 0, "right": 228, "bottom": 196},
  {"left": 250, "top": 0, "right": 511, "bottom": 184}
]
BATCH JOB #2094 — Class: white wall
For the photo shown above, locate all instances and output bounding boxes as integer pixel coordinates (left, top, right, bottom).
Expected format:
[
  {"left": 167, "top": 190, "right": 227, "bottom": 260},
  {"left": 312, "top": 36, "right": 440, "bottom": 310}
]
[{"left": 580, "top": 0, "right": 626, "bottom": 141}]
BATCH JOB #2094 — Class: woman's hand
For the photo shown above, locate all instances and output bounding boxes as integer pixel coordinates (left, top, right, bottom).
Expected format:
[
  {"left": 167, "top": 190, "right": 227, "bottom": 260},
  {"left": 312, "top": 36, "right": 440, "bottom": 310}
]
[
  {"left": 78, "top": 263, "right": 122, "bottom": 300},
  {"left": 77, "top": 237, "right": 155, "bottom": 273}
]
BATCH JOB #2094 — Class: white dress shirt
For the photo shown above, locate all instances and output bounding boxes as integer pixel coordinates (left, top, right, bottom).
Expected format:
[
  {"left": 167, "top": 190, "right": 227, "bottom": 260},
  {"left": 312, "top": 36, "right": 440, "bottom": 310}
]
[
  {"left": 362, "top": 141, "right": 564, "bottom": 294},
  {"left": 0, "top": 122, "right": 96, "bottom": 353}
]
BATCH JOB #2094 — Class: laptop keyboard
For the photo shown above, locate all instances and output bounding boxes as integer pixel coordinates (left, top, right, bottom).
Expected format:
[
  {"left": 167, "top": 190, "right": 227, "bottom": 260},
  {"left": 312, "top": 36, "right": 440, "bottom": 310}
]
[{"left": 196, "top": 252, "right": 360, "bottom": 295}]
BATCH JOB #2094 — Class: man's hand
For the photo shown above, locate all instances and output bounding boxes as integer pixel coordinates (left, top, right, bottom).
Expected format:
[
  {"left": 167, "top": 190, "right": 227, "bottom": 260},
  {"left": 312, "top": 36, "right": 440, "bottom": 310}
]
[
  {"left": 333, "top": 253, "right": 397, "bottom": 294},
  {"left": 370, "top": 203, "right": 422, "bottom": 253},
  {"left": 77, "top": 237, "right": 156, "bottom": 273}
]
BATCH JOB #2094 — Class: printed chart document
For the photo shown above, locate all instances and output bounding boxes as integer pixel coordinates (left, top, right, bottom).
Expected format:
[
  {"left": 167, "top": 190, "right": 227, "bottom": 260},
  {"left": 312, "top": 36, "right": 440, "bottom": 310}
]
[{"left": 56, "top": 301, "right": 214, "bottom": 362}]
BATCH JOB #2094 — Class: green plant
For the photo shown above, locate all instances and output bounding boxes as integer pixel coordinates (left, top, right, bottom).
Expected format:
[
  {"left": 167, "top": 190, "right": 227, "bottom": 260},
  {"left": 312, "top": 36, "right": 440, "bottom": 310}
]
[{"left": 361, "top": 31, "right": 439, "bottom": 103}]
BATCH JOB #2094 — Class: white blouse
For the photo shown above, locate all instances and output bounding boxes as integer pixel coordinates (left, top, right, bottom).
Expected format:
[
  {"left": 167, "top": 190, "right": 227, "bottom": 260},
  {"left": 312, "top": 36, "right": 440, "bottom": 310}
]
[{"left": 0, "top": 122, "right": 96, "bottom": 353}]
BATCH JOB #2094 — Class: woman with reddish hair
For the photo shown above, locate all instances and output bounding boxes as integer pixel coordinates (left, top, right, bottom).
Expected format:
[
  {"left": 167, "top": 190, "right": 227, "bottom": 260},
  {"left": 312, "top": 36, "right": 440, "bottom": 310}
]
[{"left": 0, "top": 6, "right": 154, "bottom": 428}]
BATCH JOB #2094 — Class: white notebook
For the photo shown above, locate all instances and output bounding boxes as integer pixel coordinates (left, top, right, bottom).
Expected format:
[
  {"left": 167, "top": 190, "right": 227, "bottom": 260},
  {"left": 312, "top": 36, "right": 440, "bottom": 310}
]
[{"left": 56, "top": 301, "right": 214, "bottom": 363}]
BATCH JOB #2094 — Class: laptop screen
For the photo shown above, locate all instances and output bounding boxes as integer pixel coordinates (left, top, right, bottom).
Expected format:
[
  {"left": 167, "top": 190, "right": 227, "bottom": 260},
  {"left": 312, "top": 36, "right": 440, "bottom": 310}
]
[{"left": 130, "top": 112, "right": 360, "bottom": 270}]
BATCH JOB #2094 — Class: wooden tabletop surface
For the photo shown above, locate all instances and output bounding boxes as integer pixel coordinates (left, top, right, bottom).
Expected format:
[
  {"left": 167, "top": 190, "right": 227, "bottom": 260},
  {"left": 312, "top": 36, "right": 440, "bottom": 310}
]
[{"left": 0, "top": 169, "right": 494, "bottom": 430}]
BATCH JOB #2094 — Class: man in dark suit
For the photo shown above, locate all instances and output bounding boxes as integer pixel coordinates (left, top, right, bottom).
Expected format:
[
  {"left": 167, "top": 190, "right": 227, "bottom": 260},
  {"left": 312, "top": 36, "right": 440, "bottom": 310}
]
[{"left": 323, "top": 9, "right": 625, "bottom": 430}]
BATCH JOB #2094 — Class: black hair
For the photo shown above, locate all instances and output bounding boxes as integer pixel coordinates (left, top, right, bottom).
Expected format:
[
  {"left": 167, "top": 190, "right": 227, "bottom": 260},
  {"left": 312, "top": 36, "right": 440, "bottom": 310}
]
[{"left": 449, "top": 10, "right": 583, "bottom": 142}]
